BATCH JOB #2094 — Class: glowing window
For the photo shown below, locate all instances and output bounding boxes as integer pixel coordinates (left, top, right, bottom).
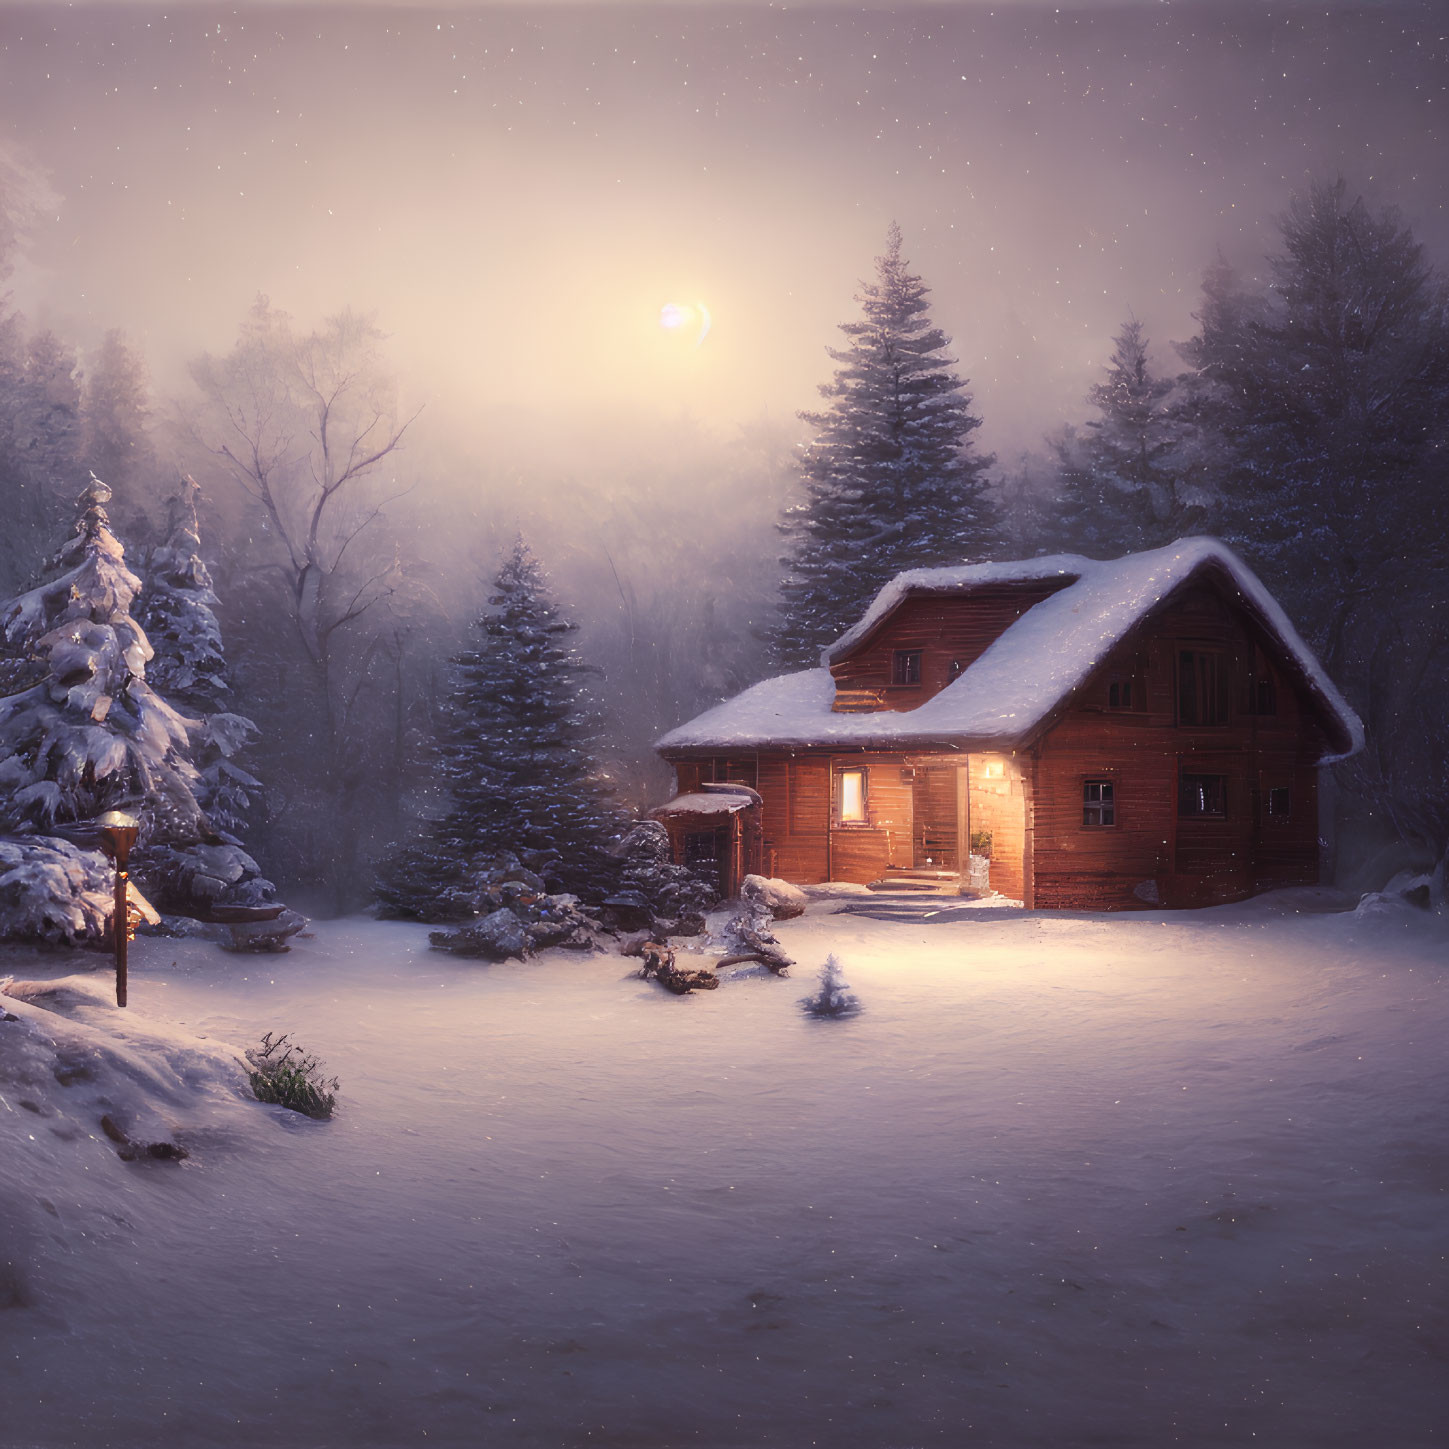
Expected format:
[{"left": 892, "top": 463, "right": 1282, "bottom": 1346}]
[{"left": 837, "top": 768, "right": 868, "bottom": 825}]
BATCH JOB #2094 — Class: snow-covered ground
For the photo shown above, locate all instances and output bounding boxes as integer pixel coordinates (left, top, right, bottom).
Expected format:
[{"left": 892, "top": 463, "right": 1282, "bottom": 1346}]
[{"left": 2, "top": 893, "right": 1445, "bottom": 1448}]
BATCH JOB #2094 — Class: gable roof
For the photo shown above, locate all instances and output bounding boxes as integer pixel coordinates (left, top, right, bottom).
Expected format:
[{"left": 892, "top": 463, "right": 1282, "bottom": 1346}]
[{"left": 657, "top": 538, "right": 1364, "bottom": 762}]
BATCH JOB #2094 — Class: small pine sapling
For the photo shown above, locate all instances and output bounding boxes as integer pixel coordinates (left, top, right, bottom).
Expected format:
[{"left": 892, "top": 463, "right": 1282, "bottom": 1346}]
[
  {"left": 245, "top": 1032, "right": 339, "bottom": 1119},
  {"left": 800, "top": 953, "right": 861, "bottom": 1019}
]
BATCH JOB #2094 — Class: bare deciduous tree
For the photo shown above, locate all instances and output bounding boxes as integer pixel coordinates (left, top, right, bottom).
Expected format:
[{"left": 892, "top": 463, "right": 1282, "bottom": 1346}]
[{"left": 185, "top": 298, "right": 420, "bottom": 753}]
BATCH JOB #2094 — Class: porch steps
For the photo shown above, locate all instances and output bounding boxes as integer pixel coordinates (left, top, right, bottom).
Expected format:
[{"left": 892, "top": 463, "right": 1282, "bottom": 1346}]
[{"left": 867, "top": 869, "right": 964, "bottom": 895}]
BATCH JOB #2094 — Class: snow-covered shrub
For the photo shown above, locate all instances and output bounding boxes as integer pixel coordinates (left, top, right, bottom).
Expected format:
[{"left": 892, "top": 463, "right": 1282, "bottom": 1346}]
[
  {"left": 0, "top": 836, "right": 115, "bottom": 945},
  {"left": 607, "top": 821, "right": 716, "bottom": 935},
  {"left": 246, "top": 1033, "right": 339, "bottom": 1120},
  {"left": 1353, "top": 870, "right": 1442, "bottom": 922},
  {"left": 799, "top": 954, "right": 861, "bottom": 1019},
  {"left": 422, "top": 854, "right": 608, "bottom": 960},
  {"left": 428, "top": 887, "right": 606, "bottom": 962}
]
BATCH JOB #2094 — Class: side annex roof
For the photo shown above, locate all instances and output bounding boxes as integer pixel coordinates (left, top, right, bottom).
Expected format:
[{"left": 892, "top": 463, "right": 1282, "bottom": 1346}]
[{"left": 656, "top": 538, "right": 1363, "bottom": 762}]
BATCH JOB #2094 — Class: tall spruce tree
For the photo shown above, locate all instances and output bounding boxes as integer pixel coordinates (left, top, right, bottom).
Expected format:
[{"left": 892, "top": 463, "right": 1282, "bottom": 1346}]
[
  {"left": 135, "top": 477, "right": 263, "bottom": 842},
  {"left": 1178, "top": 178, "right": 1449, "bottom": 873},
  {"left": 377, "top": 538, "right": 621, "bottom": 917},
  {"left": 774, "top": 224, "right": 999, "bottom": 668},
  {"left": 1048, "top": 318, "right": 1200, "bottom": 556},
  {"left": 1178, "top": 180, "right": 1449, "bottom": 635}
]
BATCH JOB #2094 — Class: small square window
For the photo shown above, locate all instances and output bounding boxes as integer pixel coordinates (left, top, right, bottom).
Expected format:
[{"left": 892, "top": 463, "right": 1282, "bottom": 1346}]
[
  {"left": 1083, "top": 779, "right": 1115, "bottom": 827},
  {"left": 892, "top": 650, "right": 923, "bottom": 686},
  {"left": 837, "top": 768, "right": 868, "bottom": 825},
  {"left": 1267, "top": 786, "right": 1291, "bottom": 818},
  {"left": 1179, "top": 773, "right": 1228, "bottom": 818},
  {"left": 1108, "top": 679, "right": 1133, "bottom": 709},
  {"left": 1254, "top": 678, "right": 1278, "bottom": 715}
]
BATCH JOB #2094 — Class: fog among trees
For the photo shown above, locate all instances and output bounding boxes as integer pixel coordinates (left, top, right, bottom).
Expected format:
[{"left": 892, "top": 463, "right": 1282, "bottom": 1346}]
[{"left": 0, "top": 4, "right": 1444, "bottom": 910}]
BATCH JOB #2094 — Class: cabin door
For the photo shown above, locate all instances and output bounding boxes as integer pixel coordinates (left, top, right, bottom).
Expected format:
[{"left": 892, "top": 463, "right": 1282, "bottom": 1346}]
[{"left": 911, "top": 764, "right": 959, "bottom": 870}]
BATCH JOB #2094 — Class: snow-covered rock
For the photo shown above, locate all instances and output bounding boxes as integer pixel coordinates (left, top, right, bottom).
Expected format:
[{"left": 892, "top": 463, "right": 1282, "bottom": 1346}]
[{"left": 740, "top": 874, "right": 807, "bottom": 920}]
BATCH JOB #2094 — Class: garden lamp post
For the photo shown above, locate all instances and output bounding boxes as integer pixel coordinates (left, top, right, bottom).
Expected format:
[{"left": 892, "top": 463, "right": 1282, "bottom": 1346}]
[{"left": 96, "top": 811, "right": 140, "bottom": 1008}]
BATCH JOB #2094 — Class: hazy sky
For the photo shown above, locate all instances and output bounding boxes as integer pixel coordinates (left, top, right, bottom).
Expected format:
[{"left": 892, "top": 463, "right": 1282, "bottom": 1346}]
[{"left": 1, "top": 1, "right": 1445, "bottom": 463}]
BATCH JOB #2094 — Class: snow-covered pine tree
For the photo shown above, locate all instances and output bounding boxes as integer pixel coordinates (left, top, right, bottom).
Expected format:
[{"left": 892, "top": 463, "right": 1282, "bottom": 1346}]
[
  {"left": 376, "top": 537, "right": 622, "bottom": 916},
  {"left": 0, "top": 476, "right": 203, "bottom": 941},
  {"left": 1047, "top": 318, "right": 1199, "bottom": 557},
  {"left": 773, "top": 224, "right": 1000, "bottom": 668},
  {"left": 0, "top": 475, "right": 202, "bottom": 841},
  {"left": 135, "top": 477, "right": 262, "bottom": 841}
]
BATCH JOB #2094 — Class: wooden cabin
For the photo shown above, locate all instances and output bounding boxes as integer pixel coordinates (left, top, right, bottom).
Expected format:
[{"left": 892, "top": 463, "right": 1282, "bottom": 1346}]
[{"left": 651, "top": 539, "right": 1363, "bottom": 909}]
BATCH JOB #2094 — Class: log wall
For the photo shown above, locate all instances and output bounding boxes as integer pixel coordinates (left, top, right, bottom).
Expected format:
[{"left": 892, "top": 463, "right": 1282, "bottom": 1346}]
[
  {"left": 757, "top": 754, "right": 831, "bottom": 883},
  {"left": 1030, "top": 583, "right": 1323, "bottom": 909},
  {"left": 830, "top": 583, "right": 1071, "bottom": 710},
  {"left": 827, "top": 754, "right": 914, "bottom": 883}
]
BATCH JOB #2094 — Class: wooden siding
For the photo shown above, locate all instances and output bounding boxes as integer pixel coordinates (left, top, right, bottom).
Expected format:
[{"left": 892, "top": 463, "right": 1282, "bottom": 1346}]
[
  {"left": 758, "top": 754, "right": 831, "bottom": 883},
  {"left": 1029, "top": 585, "right": 1323, "bottom": 909},
  {"left": 674, "top": 756, "right": 758, "bottom": 793},
  {"left": 830, "top": 583, "right": 1071, "bottom": 711},
  {"left": 828, "top": 754, "right": 914, "bottom": 883}
]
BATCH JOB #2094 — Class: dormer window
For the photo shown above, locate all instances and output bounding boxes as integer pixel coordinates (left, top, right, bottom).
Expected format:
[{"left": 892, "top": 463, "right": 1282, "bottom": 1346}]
[{"left": 892, "top": 650, "right": 923, "bottom": 686}]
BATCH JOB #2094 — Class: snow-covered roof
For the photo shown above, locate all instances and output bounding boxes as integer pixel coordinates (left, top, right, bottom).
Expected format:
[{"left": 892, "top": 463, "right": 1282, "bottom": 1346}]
[
  {"left": 658, "top": 538, "right": 1363, "bottom": 763},
  {"left": 650, "top": 790, "right": 756, "bottom": 818},
  {"left": 822, "top": 553, "right": 1084, "bottom": 665}
]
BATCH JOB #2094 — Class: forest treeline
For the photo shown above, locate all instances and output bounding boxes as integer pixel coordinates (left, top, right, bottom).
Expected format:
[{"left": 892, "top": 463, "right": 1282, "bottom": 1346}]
[{"left": 0, "top": 174, "right": 1445, "bottom": 912}]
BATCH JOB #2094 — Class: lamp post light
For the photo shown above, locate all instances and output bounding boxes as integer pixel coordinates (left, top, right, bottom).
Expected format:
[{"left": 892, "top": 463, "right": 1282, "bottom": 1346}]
[{"left": 96, "top": 811, "right": 140, "bottom": 1008}]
